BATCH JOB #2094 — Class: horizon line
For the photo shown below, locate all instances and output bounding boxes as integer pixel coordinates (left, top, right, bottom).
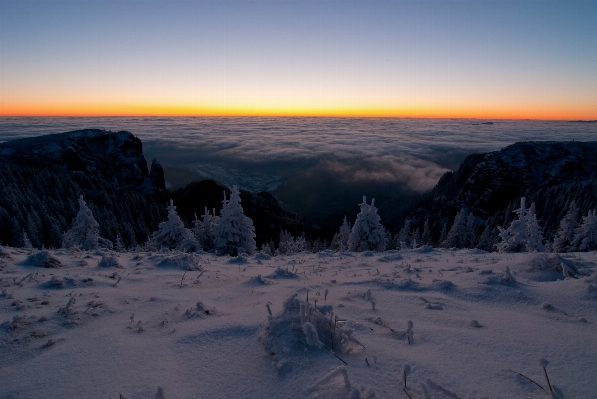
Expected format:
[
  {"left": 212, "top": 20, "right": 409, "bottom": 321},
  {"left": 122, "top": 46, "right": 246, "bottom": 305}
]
[{"left": 1, "top": 113, "right": 594, "bottom": 122}]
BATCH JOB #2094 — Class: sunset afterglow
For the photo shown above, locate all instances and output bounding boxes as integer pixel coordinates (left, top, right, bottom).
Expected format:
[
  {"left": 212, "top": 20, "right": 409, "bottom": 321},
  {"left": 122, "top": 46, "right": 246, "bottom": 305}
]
[{"left": 1, "top": 1, "right": 596, "bottom": 120}]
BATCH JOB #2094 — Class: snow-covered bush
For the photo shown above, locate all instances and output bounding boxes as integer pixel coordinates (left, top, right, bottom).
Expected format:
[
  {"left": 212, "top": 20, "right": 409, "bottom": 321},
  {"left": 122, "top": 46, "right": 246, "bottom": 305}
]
[
  {"left": 212, "top": 186, "right": 256, "bottom": 256},
  {"left": 148, "top": 199, "right": 196, "bottom": 251},
  {"left": 26, "top": 250, "right": 62, "bottom": 268},
  {"left": 62, "top": 196, "right": 112, "bottom": 250},
  {"left": 260, "top": 293, "right": 361, "bottom": 374},
  {"left": 347, "top": 196, "right": 386, "bottom": 252}
]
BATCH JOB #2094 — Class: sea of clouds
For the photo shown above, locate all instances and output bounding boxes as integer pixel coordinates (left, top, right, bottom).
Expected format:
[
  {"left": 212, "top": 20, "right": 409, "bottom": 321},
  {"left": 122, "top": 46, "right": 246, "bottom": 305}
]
[{"left": 1, "top": 117, "right": 595, "bottom": 227}]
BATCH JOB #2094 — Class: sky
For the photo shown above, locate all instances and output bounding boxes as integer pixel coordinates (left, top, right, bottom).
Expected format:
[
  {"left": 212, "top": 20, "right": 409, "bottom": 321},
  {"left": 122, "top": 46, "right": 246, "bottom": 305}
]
[{"left": 1, "top": 0, "right": 596, "bottom": 119}]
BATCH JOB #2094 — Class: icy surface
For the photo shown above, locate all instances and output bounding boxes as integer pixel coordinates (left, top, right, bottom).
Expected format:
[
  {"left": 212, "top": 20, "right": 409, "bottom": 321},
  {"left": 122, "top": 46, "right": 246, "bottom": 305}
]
[{"left": 0, "top": 247, "right": 596, "bottom": 398}]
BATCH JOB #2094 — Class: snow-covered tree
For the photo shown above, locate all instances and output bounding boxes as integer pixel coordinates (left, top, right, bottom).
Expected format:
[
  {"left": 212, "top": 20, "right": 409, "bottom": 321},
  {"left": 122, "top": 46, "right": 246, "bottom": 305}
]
[
  {"left": 23, "top": 230, "right": 33, "bottom": 249},
  {"left": 347, "top": 196, "right": 386, "bottom": 252},
  {"left": 193, "top": 207, "right": 220, "bottom": 251},
  {"left": 552, "top": 201, "right": 579, "bottom": 253},
  {"left": 396, "top": 218, "right": 411, "bottom": 249},
  {"left": 497, "top": 197, "right": 545, "bottom": 253},
  {"left": 497, "top": 198, "right": 528, "bottom": 253},
  {"left": 465, "top": 212, "right": 476, "bottom": 248},
  {"left": 62, "top": 196, "right": 112, "bottom": 250},
  {"left": 410, "top": 228, "right": 421, "bottom": 249},
  {"left": 148, "top": 199, "right": 196, "bottom": 251},
  {"left": 278, "top": 230, "right": 305, "bottom": 255},
  {"left": 212, "top": 186, "right": 256, "bottom": 256},
  {"left": 571, "top": 210, "right": 597, "bottom": 252},
  {"left": 438, "top": 222, "right": 448, "bottom": 247},
  {"left": 442, "top": 208, "right": 468, "bottom": 248},
  {"left": 114, "top": 235, "right": 126, "bottom": 252},
  {"left": 421, "top": 219, "right": 431, "bottom": 246},
  {"left": 330, "top": 216, "right": 351, "bottom": 252},
  {"left": 525, "top": 202, "right": 545, "bottom": 252}
]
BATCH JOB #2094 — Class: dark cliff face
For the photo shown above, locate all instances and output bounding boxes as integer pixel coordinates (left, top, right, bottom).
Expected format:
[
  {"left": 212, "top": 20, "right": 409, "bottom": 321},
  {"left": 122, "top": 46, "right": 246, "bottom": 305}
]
[
  {"left": 428, "top": 141, "right": 597, "bottom": 218},
  {"left": 409, "top": 141, "right": 597, "bottom": 247},
  {"left": 0, "top": 129, "right": 317, "bottom": 248},
  {"left": 0, "top": 129, "right": 161, "bottom": 194}
]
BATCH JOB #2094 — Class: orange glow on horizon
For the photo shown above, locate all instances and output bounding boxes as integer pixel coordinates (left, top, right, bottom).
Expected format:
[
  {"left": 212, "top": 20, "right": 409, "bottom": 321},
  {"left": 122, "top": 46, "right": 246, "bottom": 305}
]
[
  {"left": 2, "top": 97, "right": 596, "bottom": 120},
  {"left": 2, "top": 104, "right": 596, "bottom": 120}
]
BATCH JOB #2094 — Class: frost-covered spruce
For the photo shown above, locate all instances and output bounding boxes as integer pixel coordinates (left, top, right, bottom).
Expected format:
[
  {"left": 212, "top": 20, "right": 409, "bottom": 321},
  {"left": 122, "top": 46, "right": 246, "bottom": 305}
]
[
  {"left": 330, "top": 216, "right": 351, "bottom": 252},
  {"left": 148, "top": 199, "right": 196, "bottom": 251},
  {"left": 212, "top": 185, "right": 256, "bottom": 256},
  {"left": 552, "top": 201, "right": 580, "bottom": 253},
  {"left": 497, "top": 197, "right": 545, "bottom": 253},
  {"left": 497, "top": 198, "right": 528, "bottom": 252},
  {"left": 396, "top": 218, "right": 411, "bottom": 249},
  {"left": 193, "top": 206, "right": 220, "bottom": 251},
  {"left": 421, "top": 219, "right": 432, "bottom": 246},
  {"left": 62, "top": 195, "right": 112, "bottom": 250},
  {"left": 347, "top": 196, "right": 386, "bottom": 252},
  {"left": 525, "top": 202, "right": 545, "bottom": 252},
  {"left": 442, "top": 208, "right": 468, "bottom": 249},
  {"left": 571, "top": 210, "right": 597, "bottom": 252}
]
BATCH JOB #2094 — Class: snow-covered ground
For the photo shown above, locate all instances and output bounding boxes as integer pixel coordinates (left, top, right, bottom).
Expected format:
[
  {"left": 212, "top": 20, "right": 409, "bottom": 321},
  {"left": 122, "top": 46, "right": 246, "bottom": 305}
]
[{"left": 1, "top": 247, "right": 596, "bottom": 399}]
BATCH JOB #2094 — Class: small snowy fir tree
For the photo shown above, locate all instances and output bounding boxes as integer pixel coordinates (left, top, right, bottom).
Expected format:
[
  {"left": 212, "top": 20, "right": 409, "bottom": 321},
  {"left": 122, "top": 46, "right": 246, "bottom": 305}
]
[
  {"left": 114, "top": 235, "right": 126, "bottom": 252},
  {"left": 149, "top": 199, "right": 196, "bottom": 251},
  {"left": 23, "top": 230, "right": 33, "bottom": 249},
  {"left": 410, "top": 228, "right": 421, "bottom": 249},
  {"left": 278, "top": 230, "right": 294, "bottom": 255},
  {"left": 330, "top": 216, "right": 351, "bottom": 252},
  {"left": 571, "top": 210, "right": 597, "bottom": 251},
  {"left": 438, "top": 222, "right": 448, "bottom": 247},
  {"left": 497, "top": 198, "right": 528, "bottom": 252},
  {"left": 347, "top": 196, "right": 386, "bottom": 252},
  {"left": 442, "top": 208, "right": 468, "bottom": 248},
  {"left": 212, "top": 186, "right": 256, "bottom": 256},
  {"left": 497, "top": 197, "right": 545, "bottom": 252},
  {"left": 525, "top": 202, "right": 545, "bottom": 252},
  {"left": 193, "top": 207, "right": 220, "bottom": 251},
  {"left": 465, "top": 212, "right": 476, "bottom": 248},
  {"left": 62, "top": 196, "right": 112, "bottom": 250},
  {"left": 421, "top": 219, "right": 431, "bottom": 246},
  {"left": 396, "top": 218, "right": 411, "bottom": 249},
  {"left": 552, "top": 201, "right": 579, "bottom": 253}
]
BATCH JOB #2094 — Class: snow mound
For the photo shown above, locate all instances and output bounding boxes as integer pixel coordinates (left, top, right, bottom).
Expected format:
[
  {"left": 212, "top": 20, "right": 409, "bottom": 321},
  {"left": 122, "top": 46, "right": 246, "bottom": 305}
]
[
  {"left": 526, "top": 253, "right": 579, "bottom": 280},
  {"left": 483, "top": 266, "right": 518, "bottom": 286},
  {"left": 156, "top": 253, "right": 203, "bottom": 270},
  {"left": 413, "top": 245, "right": 435, "bottom": 253},
  {"left": 0, "top": 246, "right": 12, "bottom": 259},
  {"left": 309, "top": 366, "right": 375, "bottom": 399},
  {"left": 252, "top": 253, "right": 272, "bottom": 261},
  {"left": 44, "top": 275, "right": 77, "bottom": 289},
  {"left": 377, "top": 251, "right": 402, "bottom": 262},
  {"left": 227, "top": 254, "right": 248, "bottom": 264},
  {"left": 260, "top": 293, "right": 361, "bottom": 374},
  {"left": 97, "top": 254, "right": 122, "bottom": 268},
  {"left": 245, "top": 274, "right": 273, "bottom": 286},
  {"left": 25, "top": 251, "right": 62, "bottom": 268},
  {"left": 317, "top": 250, "right": 337, "bottom": 258},
  {"left": 266, "top": 266, "right": 299, "bottom": 279}
]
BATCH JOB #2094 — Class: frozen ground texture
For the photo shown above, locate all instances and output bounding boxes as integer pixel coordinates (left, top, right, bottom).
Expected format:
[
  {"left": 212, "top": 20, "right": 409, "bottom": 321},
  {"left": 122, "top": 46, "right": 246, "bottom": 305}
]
[{"left": 1, "top": 247, "right": 596, "bottom": 399}]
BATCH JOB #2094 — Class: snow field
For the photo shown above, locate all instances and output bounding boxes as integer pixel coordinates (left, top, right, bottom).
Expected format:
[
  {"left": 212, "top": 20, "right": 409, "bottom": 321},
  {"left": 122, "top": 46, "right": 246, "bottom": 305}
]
[{"left": 0, "top": 247, "right": 596, "bottom": 398}]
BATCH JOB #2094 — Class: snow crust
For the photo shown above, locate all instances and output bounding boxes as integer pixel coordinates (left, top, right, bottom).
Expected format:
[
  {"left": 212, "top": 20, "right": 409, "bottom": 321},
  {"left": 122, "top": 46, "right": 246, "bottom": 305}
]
[{"left": 1, "top": 247, "right": 596, "bottom": 398}]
